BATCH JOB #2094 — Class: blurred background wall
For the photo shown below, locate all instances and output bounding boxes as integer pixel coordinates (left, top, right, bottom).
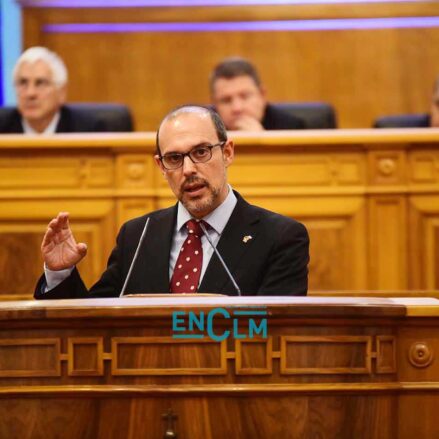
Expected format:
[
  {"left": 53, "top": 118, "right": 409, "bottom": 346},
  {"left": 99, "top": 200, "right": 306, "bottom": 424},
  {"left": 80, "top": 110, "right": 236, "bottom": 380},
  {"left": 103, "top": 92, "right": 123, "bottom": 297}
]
[{"left": 2, "top": 0, "right": 439, "bottom": 129}]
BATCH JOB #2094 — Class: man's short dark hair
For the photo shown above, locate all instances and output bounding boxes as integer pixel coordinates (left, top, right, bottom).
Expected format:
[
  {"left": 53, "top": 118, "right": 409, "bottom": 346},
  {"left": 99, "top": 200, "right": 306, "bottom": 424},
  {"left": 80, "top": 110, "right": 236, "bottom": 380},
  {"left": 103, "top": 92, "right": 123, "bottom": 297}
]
[
  {"left": 155, "top": 105, "right": 228, "bottom": 156},
  {"left": 209, "top": 57, "right": 261, "bottom": 93}
]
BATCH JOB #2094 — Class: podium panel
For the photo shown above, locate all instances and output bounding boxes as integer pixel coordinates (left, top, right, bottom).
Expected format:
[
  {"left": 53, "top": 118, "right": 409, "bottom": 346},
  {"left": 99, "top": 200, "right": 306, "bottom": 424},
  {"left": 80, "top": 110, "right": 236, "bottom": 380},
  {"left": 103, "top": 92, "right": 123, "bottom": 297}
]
[{"left": 0, "top": 296, "right": 438, "bottom": 438}]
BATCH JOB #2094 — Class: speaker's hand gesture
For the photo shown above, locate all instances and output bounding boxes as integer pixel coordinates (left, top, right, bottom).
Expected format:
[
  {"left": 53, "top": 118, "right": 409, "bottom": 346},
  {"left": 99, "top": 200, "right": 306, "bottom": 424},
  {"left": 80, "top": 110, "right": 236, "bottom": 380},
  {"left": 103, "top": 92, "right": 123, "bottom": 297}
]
[{"left": 41, "top": 212, "right": 87, "bottom": 271}]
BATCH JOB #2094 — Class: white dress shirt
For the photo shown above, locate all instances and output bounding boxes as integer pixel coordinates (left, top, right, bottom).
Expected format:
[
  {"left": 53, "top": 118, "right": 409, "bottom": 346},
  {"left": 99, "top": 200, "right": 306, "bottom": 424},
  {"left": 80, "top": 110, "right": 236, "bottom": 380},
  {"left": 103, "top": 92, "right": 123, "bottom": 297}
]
[{"left": 22, "top": 112, "right": 60, "bottom": 135}]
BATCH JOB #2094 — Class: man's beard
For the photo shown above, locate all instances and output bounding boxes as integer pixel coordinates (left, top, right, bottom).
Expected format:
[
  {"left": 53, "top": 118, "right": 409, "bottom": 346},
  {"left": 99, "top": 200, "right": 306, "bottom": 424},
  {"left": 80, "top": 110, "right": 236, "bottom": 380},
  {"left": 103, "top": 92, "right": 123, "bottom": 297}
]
[{"left": 179, "top": 176, "right": 220, "bottom": 216}]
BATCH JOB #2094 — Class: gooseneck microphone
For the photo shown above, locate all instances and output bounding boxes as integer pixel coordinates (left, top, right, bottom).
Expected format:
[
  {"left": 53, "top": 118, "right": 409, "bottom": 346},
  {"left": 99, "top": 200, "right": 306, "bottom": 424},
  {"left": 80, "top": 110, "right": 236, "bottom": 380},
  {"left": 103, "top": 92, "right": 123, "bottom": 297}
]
[
  {"left": 119, "top": 217, "right": 150, "bottom": 297},
  {"left": 199, "top": 221, "right": 242, "bottom": 296}
]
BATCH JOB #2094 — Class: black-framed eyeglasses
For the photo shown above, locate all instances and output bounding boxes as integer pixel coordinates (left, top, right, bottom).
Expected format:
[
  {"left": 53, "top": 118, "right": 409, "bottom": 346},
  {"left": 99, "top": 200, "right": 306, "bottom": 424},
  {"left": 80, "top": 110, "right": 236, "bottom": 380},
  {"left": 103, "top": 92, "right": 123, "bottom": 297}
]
[{"left": 159, "top": 141, "right": 226, "bottom": 170}]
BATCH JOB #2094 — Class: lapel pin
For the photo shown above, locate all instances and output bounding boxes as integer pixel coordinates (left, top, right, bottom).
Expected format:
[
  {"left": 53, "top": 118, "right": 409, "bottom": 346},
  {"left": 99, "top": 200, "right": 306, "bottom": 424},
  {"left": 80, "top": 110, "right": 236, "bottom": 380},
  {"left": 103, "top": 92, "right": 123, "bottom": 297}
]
[{"left": 242, "top": 235, "right": 253, "bottom": 243}]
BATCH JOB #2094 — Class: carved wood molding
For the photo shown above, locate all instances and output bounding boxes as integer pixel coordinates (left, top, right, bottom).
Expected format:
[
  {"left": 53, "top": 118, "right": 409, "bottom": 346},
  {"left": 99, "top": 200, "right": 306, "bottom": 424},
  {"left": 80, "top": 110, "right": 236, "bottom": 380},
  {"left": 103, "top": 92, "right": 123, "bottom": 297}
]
[
  {"left": 0, "top": 338, "right": 60, "bottom": 377},
  {"left": 3, "top": 382, "right": 439, "bottom": 398},
  {"left": 0, "top": 335, "right": 397, "bottom": 379},
  {"left": 280, "top": 335, "right": 373, "bottom": 375},
  {"left": 111, "top": 337, "right": 227, "bottom": 376},
  {"left": 408, "top": 341, "right": 434, "bottom": 368}
]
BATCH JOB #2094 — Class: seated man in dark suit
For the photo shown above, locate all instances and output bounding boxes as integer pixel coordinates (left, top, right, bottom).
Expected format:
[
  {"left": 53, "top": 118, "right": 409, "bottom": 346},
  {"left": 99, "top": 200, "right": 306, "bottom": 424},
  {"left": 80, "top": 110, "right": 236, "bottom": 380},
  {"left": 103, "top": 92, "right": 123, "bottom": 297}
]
[
  {"left": 0, "top": 46, "right": 104, "bottom": 134},
  {"left": 210, "top": 57, "right": 304, "bottom": 131},
  {"left": 34, "top": 106, "right": 309, "bottom": 299}
]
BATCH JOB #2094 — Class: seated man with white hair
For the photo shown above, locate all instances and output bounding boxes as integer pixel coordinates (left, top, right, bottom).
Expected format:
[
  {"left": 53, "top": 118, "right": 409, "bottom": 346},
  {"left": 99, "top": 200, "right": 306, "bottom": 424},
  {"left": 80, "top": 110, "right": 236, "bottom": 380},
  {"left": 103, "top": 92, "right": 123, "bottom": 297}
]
[{"left": 0, "top": 46, "right": 105, "bottom": 134}]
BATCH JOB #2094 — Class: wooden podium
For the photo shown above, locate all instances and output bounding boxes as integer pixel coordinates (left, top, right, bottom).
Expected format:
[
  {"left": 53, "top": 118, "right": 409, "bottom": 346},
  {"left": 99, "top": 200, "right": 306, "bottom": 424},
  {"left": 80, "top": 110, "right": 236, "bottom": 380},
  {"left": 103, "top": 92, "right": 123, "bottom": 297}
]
[{"left": 0, "top": 296, "right": 438, "bottom": 438}]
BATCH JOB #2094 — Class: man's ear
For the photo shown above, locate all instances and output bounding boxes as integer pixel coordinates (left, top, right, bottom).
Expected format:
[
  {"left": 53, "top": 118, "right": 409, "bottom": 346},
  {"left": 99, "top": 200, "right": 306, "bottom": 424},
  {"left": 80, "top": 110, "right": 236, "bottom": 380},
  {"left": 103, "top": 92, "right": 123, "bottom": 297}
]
[
  {"left": 223, "top": 140, "right": 234, "bottom": 168},
  {"left": 58, "top": 85, "right": 67, "bottom": 105}
]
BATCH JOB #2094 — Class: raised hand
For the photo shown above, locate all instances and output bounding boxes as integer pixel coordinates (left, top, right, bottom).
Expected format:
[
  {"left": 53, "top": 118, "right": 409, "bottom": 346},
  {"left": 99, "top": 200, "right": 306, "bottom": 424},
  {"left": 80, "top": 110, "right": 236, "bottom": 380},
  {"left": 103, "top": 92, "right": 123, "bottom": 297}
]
[{"left": 41, "top": 212, "right": 88, "bottom": 271}]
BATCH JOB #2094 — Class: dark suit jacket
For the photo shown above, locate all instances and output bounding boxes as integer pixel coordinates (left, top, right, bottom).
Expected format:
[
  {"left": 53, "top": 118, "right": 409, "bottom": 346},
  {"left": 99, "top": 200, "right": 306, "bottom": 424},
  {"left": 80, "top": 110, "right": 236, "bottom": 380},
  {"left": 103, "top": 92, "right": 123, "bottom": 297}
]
[
  {"left": 0, "top": 106, "right": 106, "bottom": 133},
  {"left": 34, "top": 193, "right": 309, "bottom": 299},
  {"left": 262, "top": 104, "right": 305, "bottom": 130}
]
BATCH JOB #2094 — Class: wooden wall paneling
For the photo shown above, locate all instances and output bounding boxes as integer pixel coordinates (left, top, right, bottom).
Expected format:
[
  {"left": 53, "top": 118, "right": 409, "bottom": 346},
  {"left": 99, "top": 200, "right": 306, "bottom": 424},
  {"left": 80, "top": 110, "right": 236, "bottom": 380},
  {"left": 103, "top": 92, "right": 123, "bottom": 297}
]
[
  {"left": 20, "top": 4, "right": 439, "bottom": 129},
  {"left": 376, "top": 335, "right": 397, "bottom": 374},
  {"left": 367, "top": 148, "right": 408, "bottom": 290},
  {"left": 0, "top": 147, "right": 116, "bottom": 294},
  {"left": 0, "top": 199, "right": 115, "bottom": 297},
  {"left": 230, "top": 151, "right": 365, "bottom": 188},
  {"left": 167, "top": 395, "right": 397, "bottom": 439},
  {"left": 0, "top": 399, "right": 100, "bottom": 439},
  {"left": 36, "top": 28, "right": 439, "bottom": 130},
  {"left": 410, "top": 149, "right": 439, "bottom": 186},
  {"left": 0, "top": 394, "right": 396, "bottom": 438},
  {"left": 115, "top": 152, "right": 156, "bottom": 226},
  {"left": 115, "top": 153, "right": 155, "bottom": 190},
  {"left": 280, "top": 335, "right": 372, "bottom": 375},
  {"left": 0, "top": 220, "right": 45, "bottom": 299},
  {"left": 368, "top": 196, "right": 408, "bottom": 290},
  {"left": 398, "top": 395, "right": 439, "bottom": 439},
  {"left": 111, "top": 336, "right": 227, "bottom": 375},
  {"left": 22, "top": 7, "right": 44, "bottom": 48},
  {"left": 0, "top": 338, "right": 60, "bottom": 377},
  {"left": 397, "top": 326, "right": 439, "bottom": 383},
  {"left": 1, "top": 131, "right": 439, "bottom": 298},
  {"left": 55, "top": 201, "right": 116, "bottom": 288},
  {"left": 396, "top": 323, "right": 439, "bottom": 439},
  {"left": 408, "top": 196, "right": 439, "bottom": 290},
  {"left": 408, "top": 149, "right": 439, "bottom": 289},
  {"left": 305, "top": 198, "right": 368, "bottom": 291},
  {"left": 235, "top": 337, "right": 273, "bottom": 375},
  {"left": 67, "top": 337, "right": 104, "bottom": 376},
  {"left": 0, "top": 153, "right": 113, "bottom": 190},
  {"left": 116, "top": 199, "right": 156, "bottom": 229},
  {"left": 407, "top": 197, "right": 427, "bottom": 289},
  {"left": 229, "top": 150, "right": 367, "bottom": 290},
  {"left": 368, "top": 149, "right": 407, "bottom": 187},
  {"left": 243, "top": 195, "right": 367, "bottom": 291}
]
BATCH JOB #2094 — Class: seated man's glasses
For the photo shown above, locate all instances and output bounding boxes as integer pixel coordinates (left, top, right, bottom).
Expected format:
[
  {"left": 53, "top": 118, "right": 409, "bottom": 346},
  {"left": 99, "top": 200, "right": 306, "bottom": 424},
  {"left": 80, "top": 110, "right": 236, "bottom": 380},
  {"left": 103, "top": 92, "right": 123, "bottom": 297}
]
[{"left": 159, "top": 141, "right": 226, "bottom": 170}]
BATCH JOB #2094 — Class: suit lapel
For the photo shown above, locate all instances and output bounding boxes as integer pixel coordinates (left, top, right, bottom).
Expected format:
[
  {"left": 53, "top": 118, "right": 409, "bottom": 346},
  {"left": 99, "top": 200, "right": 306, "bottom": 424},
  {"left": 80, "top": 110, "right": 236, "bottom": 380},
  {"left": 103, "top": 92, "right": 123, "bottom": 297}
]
[
  {"left": 10, "top": 110, "right": 24, "bottom": 133},
  {"left": 138, "top": 205, "right": 177, "bottom": 293},
  {"left": 199, "top": 195, "right": 260, "bottom": 295},
  {"left": 55, "top": 107, "right": 68, "bottom": 133}
]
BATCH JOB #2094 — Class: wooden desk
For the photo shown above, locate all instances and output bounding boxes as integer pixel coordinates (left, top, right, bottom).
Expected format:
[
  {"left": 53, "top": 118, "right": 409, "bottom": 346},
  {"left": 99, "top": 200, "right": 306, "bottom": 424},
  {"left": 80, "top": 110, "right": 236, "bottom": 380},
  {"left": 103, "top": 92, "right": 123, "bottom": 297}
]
[
  {"left": 1, "top": 129, "right": 439, "bottom": 298},
  {"left": 0, "top": 296, "right": 438, "bottom": 438}
]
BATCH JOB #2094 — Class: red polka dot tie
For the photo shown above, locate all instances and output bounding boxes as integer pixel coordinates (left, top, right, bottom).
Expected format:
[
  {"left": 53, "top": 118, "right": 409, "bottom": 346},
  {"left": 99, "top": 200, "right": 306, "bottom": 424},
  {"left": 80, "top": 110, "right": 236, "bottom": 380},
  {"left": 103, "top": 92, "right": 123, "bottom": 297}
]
[{"left": 170, "top": 219, "right": 204, "bottom": 293}]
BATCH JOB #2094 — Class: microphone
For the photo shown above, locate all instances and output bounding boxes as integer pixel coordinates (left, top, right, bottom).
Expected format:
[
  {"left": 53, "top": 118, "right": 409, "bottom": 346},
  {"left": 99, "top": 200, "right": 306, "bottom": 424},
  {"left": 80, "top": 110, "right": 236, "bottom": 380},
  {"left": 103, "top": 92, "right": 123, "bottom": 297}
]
[
  {"left": 199, "top": 221, "right": 241, "bottom": 296},
  {"left": 119, "top": 217, "right": 150, "bottom": 297}
]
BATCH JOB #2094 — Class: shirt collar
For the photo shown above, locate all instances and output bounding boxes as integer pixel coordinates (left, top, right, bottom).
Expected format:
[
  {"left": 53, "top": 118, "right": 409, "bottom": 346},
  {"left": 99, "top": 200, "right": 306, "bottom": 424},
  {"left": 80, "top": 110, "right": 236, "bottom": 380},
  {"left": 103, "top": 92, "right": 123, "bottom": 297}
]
[
  {"left": 22, "top": 112, "right": 61, "bottom": 135},
  {"left": 176, "top": 185, "right": 237, "bottom": 234}
]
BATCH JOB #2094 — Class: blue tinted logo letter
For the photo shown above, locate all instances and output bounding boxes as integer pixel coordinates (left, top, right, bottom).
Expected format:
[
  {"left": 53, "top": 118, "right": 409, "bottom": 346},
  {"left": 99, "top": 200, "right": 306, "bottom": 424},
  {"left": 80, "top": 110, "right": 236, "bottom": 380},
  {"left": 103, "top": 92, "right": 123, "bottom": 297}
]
[{"left": 207, "top": 308, "right": 230, "bottom": 342}]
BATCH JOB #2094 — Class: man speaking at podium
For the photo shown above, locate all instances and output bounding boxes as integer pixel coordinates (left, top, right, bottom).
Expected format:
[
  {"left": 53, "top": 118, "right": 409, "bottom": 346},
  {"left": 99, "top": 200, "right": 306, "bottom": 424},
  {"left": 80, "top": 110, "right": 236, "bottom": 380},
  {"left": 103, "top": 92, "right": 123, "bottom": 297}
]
[{"left": 34, "top": 106, "right": 309, "bottom": 299}]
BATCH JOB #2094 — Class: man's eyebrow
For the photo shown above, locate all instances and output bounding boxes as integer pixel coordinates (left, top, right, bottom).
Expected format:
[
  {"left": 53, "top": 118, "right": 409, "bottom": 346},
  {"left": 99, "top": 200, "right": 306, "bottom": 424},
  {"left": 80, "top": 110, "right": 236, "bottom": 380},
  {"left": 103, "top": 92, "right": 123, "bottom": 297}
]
[
  {"left": 191, "top": 142, "right": 211, "bottom": 148},
  {"left": 16, "top": 76, "right": 49, "bottom": 82},
  {"left": 164, "top": 142, "right": 211, "bottom": 155}
]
